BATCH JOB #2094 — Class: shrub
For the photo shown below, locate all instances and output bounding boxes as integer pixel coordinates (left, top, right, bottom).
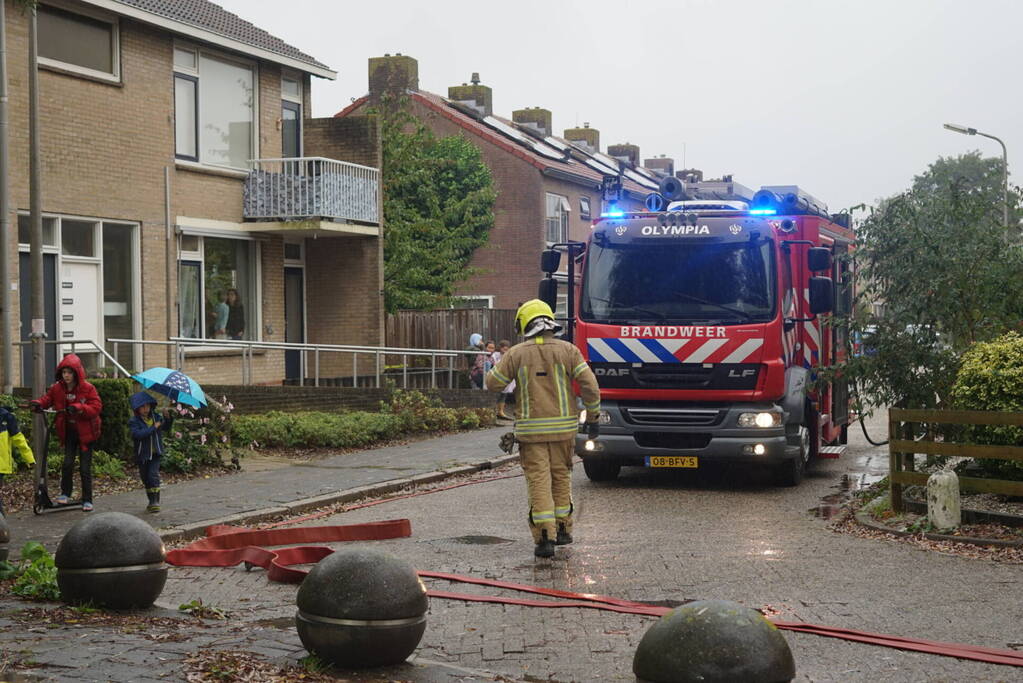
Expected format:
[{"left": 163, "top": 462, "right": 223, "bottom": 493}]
[
  {"left": 92, "top": 378, "right": 134, "bottom": 459},
  {"left": 162, "top": 397, "right": 237, "bottom": 474},
  {"left": 232, "top": 390, "right": 496, "bottom": 450},
  {"left": 950, "top": 332, "right": 1023, "bottom": 480}
]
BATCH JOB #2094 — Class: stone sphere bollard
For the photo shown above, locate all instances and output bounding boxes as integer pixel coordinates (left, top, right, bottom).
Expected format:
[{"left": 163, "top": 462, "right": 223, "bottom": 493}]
[
  {"left": 0, "top": 514, "right": 9, "bottom": 563},
  {"left": 55, "top": 512, "right": 167, "bottom": 609},
  {"left": 927, "top": 470, "right": 961, "bottom": 530},
  {"left": 295, "top": 548, "right": 428, "bottom": 668},
  {"left": 633, "top": 599, "right": 795, "bottom": 683}
]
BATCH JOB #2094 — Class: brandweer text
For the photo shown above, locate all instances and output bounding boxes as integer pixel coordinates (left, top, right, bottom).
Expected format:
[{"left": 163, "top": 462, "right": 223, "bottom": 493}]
[{"left": 620, "top": 326, "right": 727, "bottom": 337}]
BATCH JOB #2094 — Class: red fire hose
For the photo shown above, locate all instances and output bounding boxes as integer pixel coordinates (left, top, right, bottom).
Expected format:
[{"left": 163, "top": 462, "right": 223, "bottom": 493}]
[{"left": 166, "top": 520, "right": 1023, "bottom": 668}]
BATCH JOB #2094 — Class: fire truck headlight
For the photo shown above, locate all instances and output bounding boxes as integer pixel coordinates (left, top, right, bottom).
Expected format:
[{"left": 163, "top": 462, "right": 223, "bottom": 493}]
[{"left": 738, "top": 411, "right": 782, "bottom": 428}]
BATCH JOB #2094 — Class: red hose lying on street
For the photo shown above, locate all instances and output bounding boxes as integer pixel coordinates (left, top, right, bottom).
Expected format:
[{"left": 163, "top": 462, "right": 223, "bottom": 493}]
[{"left": 165, "top": 520, "right": 1023, "bottom": 668}]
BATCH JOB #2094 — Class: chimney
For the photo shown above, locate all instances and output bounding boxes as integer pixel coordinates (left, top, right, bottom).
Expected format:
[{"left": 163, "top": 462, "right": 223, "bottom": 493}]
[
  {"left": 368, "top": 53, "right": 418, "bottom": 97},
  {"left": 512, "top": 107, "right": 552, "bottom": 137},
  {"left": 676, "top": 168, "right": 704, "bottom": 183},
  {"left": 643, "top": 155, "right": 675, "bottom": 177},
  {"left": 564, "top": 122, "right": 599, "bottom": 154},
  {"left": 448, "top": 72, "right": 493, "bottom": 117},
  {"left": 608, "top": 143, "right": 640, "bottom": 168}
]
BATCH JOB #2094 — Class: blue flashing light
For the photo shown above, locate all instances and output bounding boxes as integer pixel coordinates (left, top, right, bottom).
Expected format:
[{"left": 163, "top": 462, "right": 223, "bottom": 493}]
[
  {"left": 600, "top": 210, "right": 626, "bottom": 218},
  {"left": 749, "top": 208, "right": 777, "bottom": 215}
]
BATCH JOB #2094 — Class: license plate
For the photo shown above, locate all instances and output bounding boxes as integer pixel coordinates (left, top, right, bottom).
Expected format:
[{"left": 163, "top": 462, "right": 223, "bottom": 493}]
[{"left": 645, "top": 456, "right": 698, "bottom": 468}]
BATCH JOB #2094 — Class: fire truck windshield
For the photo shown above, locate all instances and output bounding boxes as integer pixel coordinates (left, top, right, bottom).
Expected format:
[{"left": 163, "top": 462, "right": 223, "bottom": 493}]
[{"left": 580, "top": 239, "right": 776, "bottom": 323}]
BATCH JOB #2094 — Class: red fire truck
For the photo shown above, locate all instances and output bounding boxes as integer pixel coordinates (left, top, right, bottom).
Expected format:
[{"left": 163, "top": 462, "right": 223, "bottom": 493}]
[{"left": 539, "top": 177, "right": 854, "bottom": 485}]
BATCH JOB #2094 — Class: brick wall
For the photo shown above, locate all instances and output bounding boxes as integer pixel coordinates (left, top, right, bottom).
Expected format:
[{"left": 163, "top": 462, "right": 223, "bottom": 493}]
[
  {"left": 205, "top": 384, "right": 495, "bottom": 414},
  {"left": 1, "top": 3, "right": 373, "bottom": 388}
]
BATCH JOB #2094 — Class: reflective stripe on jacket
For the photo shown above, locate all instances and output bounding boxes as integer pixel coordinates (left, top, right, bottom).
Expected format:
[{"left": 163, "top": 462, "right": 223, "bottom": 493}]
[
  {"left": 0, "top": 408, "right": 34, "bottom": 475},
  {"left": 485, "top": 334, "right": 601, "bottom": 443}
]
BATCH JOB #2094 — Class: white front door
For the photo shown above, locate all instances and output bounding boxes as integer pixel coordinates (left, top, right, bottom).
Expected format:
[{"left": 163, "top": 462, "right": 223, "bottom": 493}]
[{"left": 60, "top": 261, "right": 102, "bottom": 360}]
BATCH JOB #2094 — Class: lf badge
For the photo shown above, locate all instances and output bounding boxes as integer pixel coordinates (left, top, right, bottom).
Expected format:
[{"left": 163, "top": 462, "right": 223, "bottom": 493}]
[{"left": 615, "top": 225, "right": 628, "bottom": 236}]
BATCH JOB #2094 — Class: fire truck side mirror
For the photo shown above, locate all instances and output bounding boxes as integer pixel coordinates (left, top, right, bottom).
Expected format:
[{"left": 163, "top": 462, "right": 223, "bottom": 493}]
[
  {"left": 540, "top": 249, "right": 562, "bottom": 274},
  {"left": 807, "top": 247, "right": 832, "bottom": 272},
  {"left": 538, "top": 278, "right": 558, "bottom": 309},
  {"left": 808, "top": 276, "right": 834, "bottom": 315}
]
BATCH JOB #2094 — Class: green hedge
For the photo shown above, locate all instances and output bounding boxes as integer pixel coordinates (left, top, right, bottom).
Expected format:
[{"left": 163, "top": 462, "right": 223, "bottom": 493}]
[
  {"left": 92, "top": 378, "right": 133, "bottom": 459},
  {"left": 232, "top": 390, "right": 495, "bottom": 449},
  {"left": 950, "top": 332, "right": 1023, "bottom": 480}
]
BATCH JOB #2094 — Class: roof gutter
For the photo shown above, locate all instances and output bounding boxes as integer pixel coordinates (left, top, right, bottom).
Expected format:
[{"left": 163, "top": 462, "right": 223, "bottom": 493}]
[{"left": 83, "top": 0, "right": 337, "bottom": 79}]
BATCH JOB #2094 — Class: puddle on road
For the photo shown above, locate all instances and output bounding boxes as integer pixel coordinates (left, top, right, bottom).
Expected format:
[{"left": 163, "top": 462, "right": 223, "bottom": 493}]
[
  {"left": 811, "top": 455, "right": 888, "bottom": 519},
  {"left": 440, "top": 535, "right": 515, "bottom": 545}
]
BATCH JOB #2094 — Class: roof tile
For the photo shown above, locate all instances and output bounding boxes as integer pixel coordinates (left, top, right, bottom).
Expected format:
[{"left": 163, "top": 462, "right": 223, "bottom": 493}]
[{"left": 114, "top": 0, "right": 329, "bottom": 70}]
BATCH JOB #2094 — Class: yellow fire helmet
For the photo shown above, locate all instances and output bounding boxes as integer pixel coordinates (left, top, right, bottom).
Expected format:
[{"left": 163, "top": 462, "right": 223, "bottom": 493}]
[{"left": 515, "top": 299, "right": 556, "bottom": 335}]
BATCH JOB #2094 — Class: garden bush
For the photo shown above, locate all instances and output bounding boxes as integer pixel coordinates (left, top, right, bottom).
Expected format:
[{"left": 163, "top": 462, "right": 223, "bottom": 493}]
[
  {"left": 92, "top": 378, "right": 133, "bottom": 459},
  {"left": 950, "top": 332, "right": 1023, "bottom": 480},
  {"left": 232, "top": 390, "right": 495, "bottom": 450},
  {"left": 162, "top": 396, "right": 237, "bottom": 474}
]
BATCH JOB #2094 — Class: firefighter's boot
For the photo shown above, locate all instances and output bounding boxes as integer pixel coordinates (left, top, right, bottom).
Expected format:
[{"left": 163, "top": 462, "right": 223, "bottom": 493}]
[
  {"left": 556, "top": 523, "right": 573, "bottom": 545},
  {"left": 534, "top": 529, "right": 555, "bottom": 558}
]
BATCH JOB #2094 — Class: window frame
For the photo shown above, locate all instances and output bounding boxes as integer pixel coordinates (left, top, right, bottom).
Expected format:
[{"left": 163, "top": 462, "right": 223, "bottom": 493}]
[
  {"left": 173, "top": 72, "right": 199, "bottom": 162},
  {"left": 37, "top": 1, "right": 121, "bottom": 83},
  {"left": 176, "top": 232, "right": 262, "bottom": 344},
  {"left": 579, "top": 196, "right": 591, "bottom": 221},
  {"left": 545, "top": 192, "right": 570, "bottom": 244},
  {"left": 172, "top": 42, "right": 259, "bottom": 171},
  {"left": 452, "top": 295, "right": 494, "bottom": 310}
]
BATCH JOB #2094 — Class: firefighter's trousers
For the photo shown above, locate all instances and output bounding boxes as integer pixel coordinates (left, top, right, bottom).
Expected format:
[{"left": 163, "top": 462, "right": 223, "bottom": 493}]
[{"left": 519, "top": 439, "right": 574, "bottom": 543}]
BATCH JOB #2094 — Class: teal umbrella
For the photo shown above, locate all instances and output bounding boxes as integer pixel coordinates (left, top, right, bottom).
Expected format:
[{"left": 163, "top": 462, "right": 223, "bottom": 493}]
[{"left": 132, "top": 367, "right": 207, "bottom": 408}]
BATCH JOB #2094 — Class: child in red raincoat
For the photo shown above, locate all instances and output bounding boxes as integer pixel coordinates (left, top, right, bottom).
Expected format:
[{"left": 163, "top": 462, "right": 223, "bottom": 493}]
[{"left": 30, "top": 354, "right": 102, "bottom": 511}]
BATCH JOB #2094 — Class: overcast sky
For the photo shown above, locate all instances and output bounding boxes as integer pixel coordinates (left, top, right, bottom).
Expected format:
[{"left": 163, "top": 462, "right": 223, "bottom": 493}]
[{"left": 217, "top": 0, "right": 1019, "bottom": 212}]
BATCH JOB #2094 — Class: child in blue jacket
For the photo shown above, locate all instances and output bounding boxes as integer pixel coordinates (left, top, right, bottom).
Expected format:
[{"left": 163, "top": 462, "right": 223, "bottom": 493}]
[{"left": 128, "top": 392, "right": 172, "bottom": 513}]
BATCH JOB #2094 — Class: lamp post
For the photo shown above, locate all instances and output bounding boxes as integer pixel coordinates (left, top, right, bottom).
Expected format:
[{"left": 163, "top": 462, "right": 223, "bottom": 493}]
[{"left": 943, "top": 123, "right": 1009, "bottom": 229}]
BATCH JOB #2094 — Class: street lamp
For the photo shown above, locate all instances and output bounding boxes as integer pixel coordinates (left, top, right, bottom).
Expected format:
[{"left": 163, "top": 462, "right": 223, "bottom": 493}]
[{"left": 943, "top": 123, "right": 1010, "bottom": 229}]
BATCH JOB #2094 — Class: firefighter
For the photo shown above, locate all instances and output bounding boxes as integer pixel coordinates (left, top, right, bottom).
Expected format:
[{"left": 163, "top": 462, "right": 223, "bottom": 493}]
[{"left": 486, "top": 299, "right": 601, "bottom": 558}]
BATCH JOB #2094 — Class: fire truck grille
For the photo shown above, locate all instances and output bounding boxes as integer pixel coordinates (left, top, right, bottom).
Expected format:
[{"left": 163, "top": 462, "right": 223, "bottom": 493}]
[
  {"left": 622, "top": 407, "right": 724, "bottom": 426},
  {"left": 634, "top": 432, "right": 713, "bottom": 449},
  {"left": 632, "top": 365, "right": 714, "bottom": 388}
]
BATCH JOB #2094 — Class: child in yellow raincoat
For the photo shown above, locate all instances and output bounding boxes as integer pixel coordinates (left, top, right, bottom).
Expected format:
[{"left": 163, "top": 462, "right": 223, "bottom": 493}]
[{"left": 0, "top": 406, "right": 34, "bottom": 515}]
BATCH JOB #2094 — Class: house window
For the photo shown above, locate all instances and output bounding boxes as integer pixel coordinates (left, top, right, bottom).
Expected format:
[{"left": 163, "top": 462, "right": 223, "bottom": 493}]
[
  {"left": 282, "top": 72, "right": 303, "bottom": 158},
  {"left": 174, "top": 47, "right": 256, "bottom": 170},
  {"left": 178, "top": 235, "right": 258, "bottom": 340},
  {"left": 37, "top": 4, "right": 118, "bottom": 81},
  {"left": 17, "top": 215, "right": 56, "bottom": 247},
  {"left": 61, "top": 219, "right": 97, "bottom": 257},
  {"left": 579, "top": 196, "right": 591, "bottom": 220},
  {"left": 545, "top": 193, "right": 570, "bottom": 244}
]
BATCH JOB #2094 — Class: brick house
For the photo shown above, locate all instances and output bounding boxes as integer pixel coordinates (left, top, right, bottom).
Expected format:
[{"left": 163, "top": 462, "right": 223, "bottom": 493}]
[
  {"left": 335, "top": 54, "right": 662, "bottom": 314},
  {"left": 5, "top": 0, "right": 383, "bottom": 386}
]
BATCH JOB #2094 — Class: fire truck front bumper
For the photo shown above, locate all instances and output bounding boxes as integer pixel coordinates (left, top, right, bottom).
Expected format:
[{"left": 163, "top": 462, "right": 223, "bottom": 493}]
[{"left": 574, "top": 401, "right": 796, "bottom": 465}]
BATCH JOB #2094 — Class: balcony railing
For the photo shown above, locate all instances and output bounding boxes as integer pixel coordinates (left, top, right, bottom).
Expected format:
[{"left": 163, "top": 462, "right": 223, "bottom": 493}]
[{"left": 244, "top": 157, "right": 379, "bottom": 224}]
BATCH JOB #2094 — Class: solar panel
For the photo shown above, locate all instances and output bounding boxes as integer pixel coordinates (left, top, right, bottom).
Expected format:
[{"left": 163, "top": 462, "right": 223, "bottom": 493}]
[{"left": 483, "top": 117, "right": 565, "bottom": 161}]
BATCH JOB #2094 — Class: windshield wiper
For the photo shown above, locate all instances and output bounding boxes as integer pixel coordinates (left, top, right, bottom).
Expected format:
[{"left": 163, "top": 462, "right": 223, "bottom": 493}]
[
  {"left": 588, "top": 296, "right": 667, "bottom": 321},
  {"left": 671, "top": 292, "right": 753, "bottom": 321}
]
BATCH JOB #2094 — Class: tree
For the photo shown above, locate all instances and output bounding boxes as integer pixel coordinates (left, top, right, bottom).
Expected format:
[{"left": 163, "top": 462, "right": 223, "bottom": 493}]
[
  {"left": 836, "top": 152, "right": 1023, "bottom": 410},
  {"left": 375, "top": 97, "right": 496, "bottom": 312}
]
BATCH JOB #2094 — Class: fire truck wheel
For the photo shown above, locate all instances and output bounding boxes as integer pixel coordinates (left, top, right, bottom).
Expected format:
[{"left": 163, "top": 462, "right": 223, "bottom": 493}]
[
  {"left": 582, "top": 455, "right": 621, "bottom": 482},
  {"left": 776, "top": 425, "right": 809, "bottom": 487}
]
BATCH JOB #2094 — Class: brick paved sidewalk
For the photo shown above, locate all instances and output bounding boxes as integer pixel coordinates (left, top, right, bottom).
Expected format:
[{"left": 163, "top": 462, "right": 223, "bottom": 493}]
[{"left": 3, "top": 426, "right": 512, "bottom": 551}]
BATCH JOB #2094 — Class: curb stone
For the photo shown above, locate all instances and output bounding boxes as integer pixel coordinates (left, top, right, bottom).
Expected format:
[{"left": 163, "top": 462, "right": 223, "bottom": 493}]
[
  {"left": 853, "top": 509, "right": 1023, "bottom": 549},
  {"left": 157, "top": 453, "right": 521, "bottom": 544}
]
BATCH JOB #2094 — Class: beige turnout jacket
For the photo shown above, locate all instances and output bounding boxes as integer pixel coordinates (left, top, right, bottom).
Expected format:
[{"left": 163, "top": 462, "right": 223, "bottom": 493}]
[{"left": 486, "top": 333, "right": 601, "bottom": 442}]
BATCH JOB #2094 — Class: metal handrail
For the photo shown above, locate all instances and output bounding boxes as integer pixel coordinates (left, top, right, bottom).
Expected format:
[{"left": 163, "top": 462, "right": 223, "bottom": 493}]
[
  {"left": 107, "top": 337, "right": 483, "bottom": 389},
  {"left": 14, "top": 338, "right": 131, "bottom": 378}
]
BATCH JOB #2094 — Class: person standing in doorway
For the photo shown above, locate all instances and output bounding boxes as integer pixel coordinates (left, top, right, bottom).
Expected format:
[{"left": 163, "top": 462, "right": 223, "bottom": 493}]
[{"left": 486, "top": 300, "right": 601, "bottom": 558}]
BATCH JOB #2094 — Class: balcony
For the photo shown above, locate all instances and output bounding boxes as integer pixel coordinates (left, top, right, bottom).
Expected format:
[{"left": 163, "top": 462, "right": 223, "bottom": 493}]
[{"left": 243, "top": 157, "right": 380, "bottom": 236}]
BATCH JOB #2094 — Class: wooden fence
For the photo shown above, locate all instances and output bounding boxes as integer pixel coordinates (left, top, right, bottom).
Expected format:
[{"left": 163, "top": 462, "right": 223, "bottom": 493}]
[
  {"left": 889, "top": 408, "right": 1023, "bottom": 512},
  {"left": 386, "top": 308, "right": 518, "bottom": 353}
]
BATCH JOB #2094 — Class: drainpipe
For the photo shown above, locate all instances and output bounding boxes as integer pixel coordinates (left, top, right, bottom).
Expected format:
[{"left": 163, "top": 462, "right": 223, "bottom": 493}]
[
  {"left": 28, "top": 8, "right": 45, "bottom": 456},
  {"left": 164, "top": 167, "right": 173, "bottom": 368},
  {"left": 0, "top": 0, "right": 12, "bottom": 394}
]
